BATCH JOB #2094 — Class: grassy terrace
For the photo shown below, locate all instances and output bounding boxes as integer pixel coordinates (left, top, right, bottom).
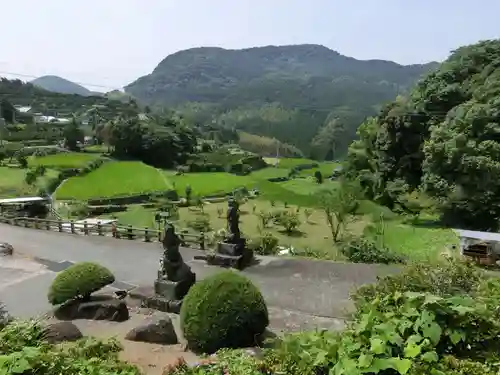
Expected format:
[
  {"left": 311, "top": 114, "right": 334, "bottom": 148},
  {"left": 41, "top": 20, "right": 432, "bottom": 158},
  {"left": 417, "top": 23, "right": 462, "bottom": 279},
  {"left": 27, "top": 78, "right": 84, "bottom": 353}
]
[
  {"left": 29, "top": 152, "right": 102, "bottom": 168},
  {"left": 54, "top": 161, "right": 171, "bottom": 200}
]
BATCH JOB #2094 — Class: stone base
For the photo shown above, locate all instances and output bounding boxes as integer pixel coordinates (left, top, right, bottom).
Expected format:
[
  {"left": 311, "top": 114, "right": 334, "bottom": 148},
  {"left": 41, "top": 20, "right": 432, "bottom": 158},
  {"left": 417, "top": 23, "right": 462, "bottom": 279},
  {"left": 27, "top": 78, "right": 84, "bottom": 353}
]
[
  {"left": 142, "top": 296, "right": 183, "bottom": 314},
  {"left": 54, "top": 295, "right": 129, "bottom": 322},
  {"left": 207, "top": 253, "right": 243, "bottom": 269},
  {"left": 217, "top": 239, "right": 246, "bottom": 257},
  {"left": 200, "top": 248, "right": 254, "bottom": 270},
  {"left": 154, "top": 276, "right": 195, "bottom": 301}
]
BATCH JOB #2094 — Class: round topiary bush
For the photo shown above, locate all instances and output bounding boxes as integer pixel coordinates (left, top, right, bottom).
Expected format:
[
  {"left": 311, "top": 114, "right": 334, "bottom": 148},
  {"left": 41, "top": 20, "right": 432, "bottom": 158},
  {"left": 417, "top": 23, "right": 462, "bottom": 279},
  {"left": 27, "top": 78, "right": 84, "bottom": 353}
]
[
  {"left": 180, "top": 270, "right": 269, "bottom": 353},
  {"left": 48, "top": 262, "right": 115, "bottom": 305}
]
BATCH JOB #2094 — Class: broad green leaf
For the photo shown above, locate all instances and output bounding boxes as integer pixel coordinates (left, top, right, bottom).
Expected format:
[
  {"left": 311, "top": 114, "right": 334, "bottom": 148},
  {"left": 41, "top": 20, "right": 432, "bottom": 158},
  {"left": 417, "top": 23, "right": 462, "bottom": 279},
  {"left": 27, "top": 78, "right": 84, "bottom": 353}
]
[
  {"left": 423, "top": 294, "right": 442, "bottom": 305},
  {"left": 369, "top": 338, "right": 387, "bottom": 354},
  {"left": 404, "top": 342, "right": 422, "bottom": 358},
  {"left": 449, "top": 305, "right": 475, "bottom": 315},
  {"left": 448, "top": 330, "right": 466, "bottom": 345},
  {"left": 421, "top": 351, "right": 439, "bottom": 363},
  {"left": 388, "top": 357, "right": 412, "bottom": 374},
  {"left": 358, "top": 353, "right": 373, "bottom": 368},
  {"left": 422, "top": 322, "right": 442, "bottom": 345},
  {"left": 397, "top": 319, "right": 413, "bottom": 335},
  {"left": 11, "top": 358, "right": 32, "bottom": 374},
  {"left": 362, "top": 358, "right": 394, "bottom": 373}
]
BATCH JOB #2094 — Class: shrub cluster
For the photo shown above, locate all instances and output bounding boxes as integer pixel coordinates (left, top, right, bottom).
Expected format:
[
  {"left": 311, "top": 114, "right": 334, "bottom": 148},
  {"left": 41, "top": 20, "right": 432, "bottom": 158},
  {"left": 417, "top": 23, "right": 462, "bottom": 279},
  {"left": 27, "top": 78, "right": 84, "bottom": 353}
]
[
  {"left": 0, "top": 318, "right": 140, "bottom": 375},
  {"left": 248, "top": 232, "right": 280, "bottom": 255},
  {"left": 340, "top": 236, "right": 406, "bottom": 264}
]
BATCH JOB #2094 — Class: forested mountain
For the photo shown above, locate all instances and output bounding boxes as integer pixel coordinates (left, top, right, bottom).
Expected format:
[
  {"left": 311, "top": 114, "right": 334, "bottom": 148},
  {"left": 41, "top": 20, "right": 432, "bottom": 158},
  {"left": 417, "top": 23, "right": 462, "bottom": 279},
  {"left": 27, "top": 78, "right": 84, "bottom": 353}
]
[
  {"left": 0, "top": 78, "right": 138, "bottom": 119},
  {"left": 31, "top": 75, "right": 93, "bottom": 96},
  {"left": 345, "top": 39, "right": 500, "bottom": 230},
  {"left": 125, "top": 44, "right": 437, "bottom": 157}
]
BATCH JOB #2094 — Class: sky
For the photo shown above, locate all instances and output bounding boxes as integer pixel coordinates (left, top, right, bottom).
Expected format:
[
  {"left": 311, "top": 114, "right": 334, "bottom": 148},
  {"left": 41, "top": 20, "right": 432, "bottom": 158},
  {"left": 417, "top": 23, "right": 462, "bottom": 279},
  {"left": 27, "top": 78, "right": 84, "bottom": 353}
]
[{"left": 1, "top": 0, "right": 499, "bottom": 92}]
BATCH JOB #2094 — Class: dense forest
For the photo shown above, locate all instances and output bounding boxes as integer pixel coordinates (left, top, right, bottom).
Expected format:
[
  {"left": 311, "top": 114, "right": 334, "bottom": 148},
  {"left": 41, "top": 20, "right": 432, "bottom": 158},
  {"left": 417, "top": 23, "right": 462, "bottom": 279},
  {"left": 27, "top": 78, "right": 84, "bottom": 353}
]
[
  {"left": 125, "top": 44, "right": 437, "bottom": 158},
  {"left": 345, "top": 39, "right": 500, "bottom": 230}
]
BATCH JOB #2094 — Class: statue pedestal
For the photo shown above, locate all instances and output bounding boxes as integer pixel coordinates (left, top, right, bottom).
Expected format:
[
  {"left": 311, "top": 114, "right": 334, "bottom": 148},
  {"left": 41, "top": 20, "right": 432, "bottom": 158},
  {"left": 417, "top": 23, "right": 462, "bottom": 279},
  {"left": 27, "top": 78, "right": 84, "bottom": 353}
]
[
  {"left": 203, "top": 239, "right": 253, "bottom": 270},
  {"left": 217, "top": 238, "right": 245, "bottom": 256},
  {"left": 145, "top": 274, "right": 196, "bottom": 314}
]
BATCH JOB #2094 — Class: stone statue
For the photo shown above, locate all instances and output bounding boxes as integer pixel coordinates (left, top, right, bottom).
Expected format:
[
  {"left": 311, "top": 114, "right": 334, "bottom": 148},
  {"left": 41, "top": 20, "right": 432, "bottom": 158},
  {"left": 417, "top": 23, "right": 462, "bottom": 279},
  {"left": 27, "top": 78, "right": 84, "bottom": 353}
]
[
  {"left": 226, "top": 199, "right": 241, "bottom": 242},
  {"left": 155, "top": 223, "right": 196, "bottom": 303},
  {"left": 205, "top": 198, "right": 254, "bottom": 269}
]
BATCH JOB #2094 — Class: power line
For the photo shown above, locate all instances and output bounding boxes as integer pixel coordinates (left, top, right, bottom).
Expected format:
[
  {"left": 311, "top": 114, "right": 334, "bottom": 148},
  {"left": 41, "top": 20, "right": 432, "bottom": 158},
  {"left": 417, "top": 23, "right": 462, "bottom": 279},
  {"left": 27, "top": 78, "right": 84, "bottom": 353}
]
[{"left": 0, "top": 70, "right": 123, "bottom": 91}]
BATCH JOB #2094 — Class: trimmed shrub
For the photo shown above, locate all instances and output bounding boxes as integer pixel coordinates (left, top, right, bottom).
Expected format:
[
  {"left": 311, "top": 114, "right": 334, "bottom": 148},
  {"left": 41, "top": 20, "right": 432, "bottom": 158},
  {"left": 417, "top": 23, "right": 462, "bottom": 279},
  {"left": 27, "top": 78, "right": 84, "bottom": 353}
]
[
  {"left": 48, "top": 262, "right": 115, "bottom": 305},
  {"left": 180, "top": 271, "right": 269, "bottom": 353}
]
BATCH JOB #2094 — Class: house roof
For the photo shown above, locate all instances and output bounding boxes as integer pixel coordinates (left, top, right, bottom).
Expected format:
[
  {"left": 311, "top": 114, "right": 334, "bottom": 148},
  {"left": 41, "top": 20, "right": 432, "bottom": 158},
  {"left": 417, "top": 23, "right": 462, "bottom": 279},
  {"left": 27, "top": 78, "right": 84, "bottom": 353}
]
[
  {"left": 14, "top": 106, "right": 32, "bottom": 113},
  {"left": 453, "top": 229, "right": 500, "bottom": 243},
  {"left": 0, "top": 196, "right": 49, "bottom": 205}
]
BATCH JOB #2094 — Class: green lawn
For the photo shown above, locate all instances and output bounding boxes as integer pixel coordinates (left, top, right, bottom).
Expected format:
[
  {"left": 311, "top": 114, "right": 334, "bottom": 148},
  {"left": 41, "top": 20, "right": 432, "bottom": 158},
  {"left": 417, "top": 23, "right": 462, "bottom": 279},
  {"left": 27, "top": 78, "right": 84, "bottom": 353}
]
[
  {"left": 298, "top": 161, "right": 339, "bottom": 177},
  {"left": 384, "top": 220, "right": 459, "bottom": 262},
  {"left": 0, "top": 166, "right": 59, "bottom": 198},
  {"left": 104, "top": 199, "right": 458, "bottom": 263},
  {"left": 278, "top": 178, "right": 337, "bottom": 195},
  {"left": 0, "top": 167, "right": 31, "bottom": 197},
  {"left": 274, "top": 157, "right": 318, "bottom": 169},
  {"left": 29, "top": 152, "right": 102, "bottom": 168},
  {"left": 249, "top": 167, "right": 289, "bottom": 180},
  {"left": 55, "top": 161, "right": 171, "bottom": 200},
  {"left": 164, "top": 172, "right": 256, "bottom": 197}
]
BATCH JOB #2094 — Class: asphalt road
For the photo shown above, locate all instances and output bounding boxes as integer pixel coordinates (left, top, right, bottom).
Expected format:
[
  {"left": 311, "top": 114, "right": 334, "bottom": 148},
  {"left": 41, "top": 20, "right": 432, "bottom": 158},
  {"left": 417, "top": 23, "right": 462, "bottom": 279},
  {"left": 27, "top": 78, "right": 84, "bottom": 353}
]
[{"left": 0, "top": 224, "right": 398, "bottom": 322}]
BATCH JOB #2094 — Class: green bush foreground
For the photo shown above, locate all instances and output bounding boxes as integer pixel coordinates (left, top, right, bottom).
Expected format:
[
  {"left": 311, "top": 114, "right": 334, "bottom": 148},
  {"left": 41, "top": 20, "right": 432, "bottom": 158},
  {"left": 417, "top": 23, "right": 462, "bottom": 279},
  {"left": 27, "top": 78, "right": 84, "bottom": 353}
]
[
  {"left": 180, "top": 270, "right": 269, "bottom": 354},
  {"left": 0, "top": 319, "right": 139, "bottom": 375},
  {"left": 4, "top": 257, "right": 500, "bottom": 375},
  {"left": 166, "top": 257, "right": 500, "bottom": 375},
  {"left": 48, "top": 262, "right": 115, "bottom": 305}
]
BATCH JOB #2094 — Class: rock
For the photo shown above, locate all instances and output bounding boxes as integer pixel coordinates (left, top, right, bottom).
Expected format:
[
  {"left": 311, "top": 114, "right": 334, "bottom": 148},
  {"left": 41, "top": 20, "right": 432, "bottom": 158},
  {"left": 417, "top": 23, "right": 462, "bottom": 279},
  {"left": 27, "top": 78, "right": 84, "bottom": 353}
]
[
  {"left": 0, "top": 243, "right": 13, "bottom": 256},
  {"left": 43, "top": 321, "right": 83, "bottom": 344},
  {"left": 54, "top": 295, "right": 129, "bottom": 322},
  {"left": 125, "top": 314, "right": 178, "bottom": 344}
]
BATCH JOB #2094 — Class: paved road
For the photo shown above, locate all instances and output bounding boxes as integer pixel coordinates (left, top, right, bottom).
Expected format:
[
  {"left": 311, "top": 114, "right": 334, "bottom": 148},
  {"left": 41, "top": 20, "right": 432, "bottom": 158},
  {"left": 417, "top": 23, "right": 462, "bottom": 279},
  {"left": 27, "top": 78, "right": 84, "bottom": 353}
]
[{"left": 0, "top": 224, "right": 398, "bottom": 325}]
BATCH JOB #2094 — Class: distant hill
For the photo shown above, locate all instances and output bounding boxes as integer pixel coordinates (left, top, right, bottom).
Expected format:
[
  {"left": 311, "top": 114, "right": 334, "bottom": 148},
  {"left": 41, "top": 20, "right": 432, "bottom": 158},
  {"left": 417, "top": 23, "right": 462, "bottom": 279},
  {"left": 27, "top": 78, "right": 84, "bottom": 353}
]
[
  {"left": 31, "top": 75, "right": 93, "bottom": 96},
  {"left": 0, "top": 78, "right": 138, "bottom": 119},
  {"left": 125, "top": 44, "right": 438, "bottom": 156}
]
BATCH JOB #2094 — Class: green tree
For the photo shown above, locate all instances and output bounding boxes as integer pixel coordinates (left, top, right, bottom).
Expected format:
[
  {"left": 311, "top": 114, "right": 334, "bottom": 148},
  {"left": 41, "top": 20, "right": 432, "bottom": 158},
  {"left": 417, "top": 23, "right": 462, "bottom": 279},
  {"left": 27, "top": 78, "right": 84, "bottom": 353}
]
[
  {"left": 318, "top": 179, "right": 361, "bottom": 242},
  {"left": 310, "top": 118, "right": 347, "bottom": 160},
  {"left": 63, "top": 116, "right": 84, "bottom": 151},
  {"left": 17, "top": 155, "right": 28, "bottom": 169},
  {"left": 24, "top": 170, "right": 37, "bottom": 185}
]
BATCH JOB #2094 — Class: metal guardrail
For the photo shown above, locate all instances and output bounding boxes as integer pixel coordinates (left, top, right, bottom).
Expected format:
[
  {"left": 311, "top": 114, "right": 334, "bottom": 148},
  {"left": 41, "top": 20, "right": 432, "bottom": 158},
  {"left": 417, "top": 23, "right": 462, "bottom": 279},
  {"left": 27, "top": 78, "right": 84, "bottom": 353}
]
[{"left": 0, "top": 216, "right": 207, "bottom": 250}]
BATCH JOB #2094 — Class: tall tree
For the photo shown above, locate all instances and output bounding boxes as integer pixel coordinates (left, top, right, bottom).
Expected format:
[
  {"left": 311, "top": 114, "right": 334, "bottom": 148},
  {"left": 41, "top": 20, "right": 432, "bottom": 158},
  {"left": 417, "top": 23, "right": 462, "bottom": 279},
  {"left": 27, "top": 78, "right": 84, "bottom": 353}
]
[{"left": 63, "top": 116, "right": 84, "bottom": 151}]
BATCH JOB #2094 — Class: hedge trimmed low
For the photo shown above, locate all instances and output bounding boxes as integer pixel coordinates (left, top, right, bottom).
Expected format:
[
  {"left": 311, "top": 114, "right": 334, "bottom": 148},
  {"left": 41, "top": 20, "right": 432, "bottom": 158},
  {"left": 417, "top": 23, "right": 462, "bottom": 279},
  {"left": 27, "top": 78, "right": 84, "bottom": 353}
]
[
  {"left": 180, "top": 271, "right": 269, "bottom": 353},
  {"left": 48, "top": 262, "right": 115, "bottom": 305}
]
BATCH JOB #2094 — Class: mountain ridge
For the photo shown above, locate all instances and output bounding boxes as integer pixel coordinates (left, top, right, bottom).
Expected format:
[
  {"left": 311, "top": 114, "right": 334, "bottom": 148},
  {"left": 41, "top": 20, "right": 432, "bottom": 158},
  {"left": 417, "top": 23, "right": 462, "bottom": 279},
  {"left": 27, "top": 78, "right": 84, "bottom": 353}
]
[{"left": 124, "top": 44, "right": 438, "bottom": 156}]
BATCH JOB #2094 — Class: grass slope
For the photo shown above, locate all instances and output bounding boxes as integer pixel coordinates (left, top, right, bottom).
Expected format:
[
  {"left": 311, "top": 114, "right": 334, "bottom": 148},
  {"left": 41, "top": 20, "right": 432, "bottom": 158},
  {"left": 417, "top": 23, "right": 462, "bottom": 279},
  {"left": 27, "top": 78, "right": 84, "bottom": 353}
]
[
  {"left": 164, "top": 172, "right": 256, "bottom": 197},
  {"left": 55, "top": 161, "right": 171, "bottom": 200},
  {"left": 29, "top": 153, "right": 102, "bottom": 168},
  {"left": 0, "top": 166, "right": 59, "bottom": 198}
]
